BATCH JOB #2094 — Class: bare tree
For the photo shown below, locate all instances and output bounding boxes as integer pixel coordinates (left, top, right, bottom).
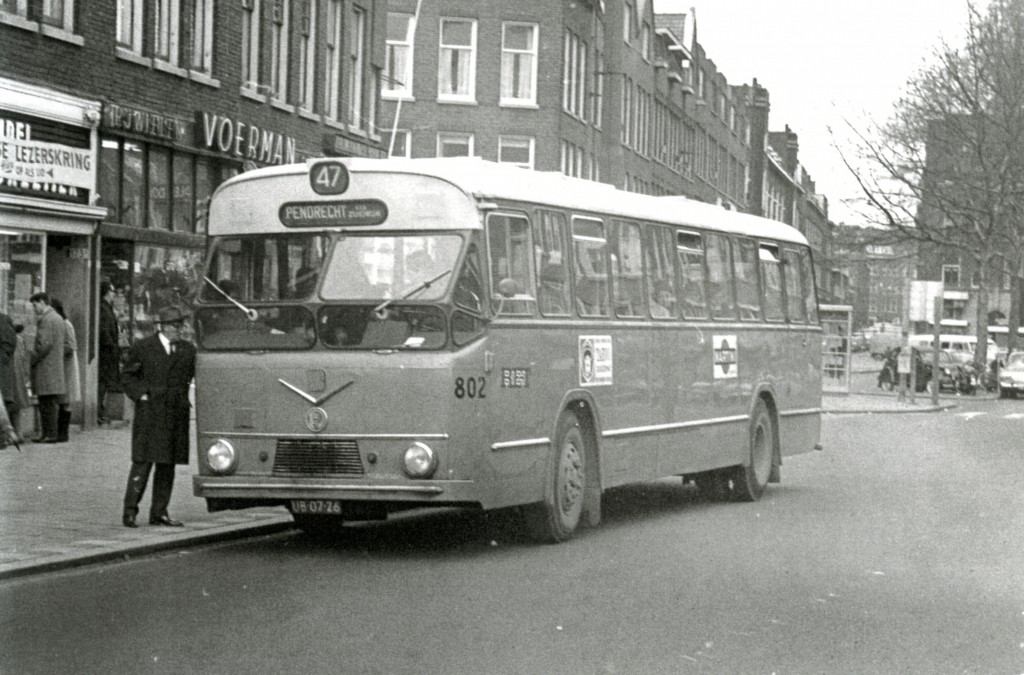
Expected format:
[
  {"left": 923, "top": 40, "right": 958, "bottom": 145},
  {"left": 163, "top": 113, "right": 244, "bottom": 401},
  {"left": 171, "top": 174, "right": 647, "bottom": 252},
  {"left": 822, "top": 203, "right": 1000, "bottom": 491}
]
[{"left": 837, "top": 0, "right": 1024, "bottom": 365}]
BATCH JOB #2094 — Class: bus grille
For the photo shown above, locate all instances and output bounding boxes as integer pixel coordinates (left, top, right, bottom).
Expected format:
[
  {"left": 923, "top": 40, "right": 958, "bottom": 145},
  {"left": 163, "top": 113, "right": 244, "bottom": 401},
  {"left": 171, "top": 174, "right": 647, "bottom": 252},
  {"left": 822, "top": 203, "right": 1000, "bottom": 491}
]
[{"left": 273, "top": 439, "right": 365, "bottom": 477}]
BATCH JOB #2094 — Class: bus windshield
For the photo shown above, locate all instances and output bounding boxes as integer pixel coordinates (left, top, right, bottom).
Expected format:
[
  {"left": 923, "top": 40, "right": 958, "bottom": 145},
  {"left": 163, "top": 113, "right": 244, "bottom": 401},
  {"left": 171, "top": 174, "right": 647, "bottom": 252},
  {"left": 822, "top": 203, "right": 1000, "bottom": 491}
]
[
  {"left": 321, "top": 234, "right": 463, "bottom": 301},
  {"left": 195, "top": 232, "right": 481, "bottom": 351}
]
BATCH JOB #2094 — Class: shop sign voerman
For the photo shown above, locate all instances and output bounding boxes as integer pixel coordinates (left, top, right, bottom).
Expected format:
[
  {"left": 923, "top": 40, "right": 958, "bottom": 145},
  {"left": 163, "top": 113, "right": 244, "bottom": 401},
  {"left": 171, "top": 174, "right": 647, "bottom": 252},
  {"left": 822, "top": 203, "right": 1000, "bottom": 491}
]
[
  {"left": 195, "top": 111, "right": 296, "bottom": 166},
  {"left": 0, "top": 111, "right": 93, "bottom": 205}
]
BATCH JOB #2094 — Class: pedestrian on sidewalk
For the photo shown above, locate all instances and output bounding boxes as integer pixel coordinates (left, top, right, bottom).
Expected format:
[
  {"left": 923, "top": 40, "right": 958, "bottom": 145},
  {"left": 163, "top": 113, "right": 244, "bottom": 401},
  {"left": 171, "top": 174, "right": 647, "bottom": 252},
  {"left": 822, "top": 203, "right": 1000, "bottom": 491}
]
[
  {"left": 28, "top": 292, "right": 67, "bottom": 443},
  {"left": 120, "top": 306, "right": 196, "bottom": 528},
  {"left": 10, "top": 325, "right": 30, "bottom": 442},
  {"left": 51, "top": 299, "right": 80, "bottom": 443},
  {"left": 97, "top": 280, "right": 120, "bottom": 424},
  {"left": 0, "top": 311, "right": 20, "bottom": 450}
]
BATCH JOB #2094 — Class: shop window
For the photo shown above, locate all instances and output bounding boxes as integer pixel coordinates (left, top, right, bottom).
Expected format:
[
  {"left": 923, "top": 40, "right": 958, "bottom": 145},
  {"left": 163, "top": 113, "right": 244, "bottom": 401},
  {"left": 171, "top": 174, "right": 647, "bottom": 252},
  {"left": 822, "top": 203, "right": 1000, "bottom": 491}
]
[
  {"left": 122, "top": 142, "right": 144, "bottom": 228},
  {"left": 2, "top": 234, "right": 44, "bottom": 336},
  {"left": 172, "top": 153, "right": 192, "bottom": 232},
  {"left": 148, "top": 147, "right": 171, "bottom": 230},
  {"left": 100, "top": 136, "right": 237, "bottom": 232},
  {"left": 132, "top": 245, "right": 203, "bottom": 340}
]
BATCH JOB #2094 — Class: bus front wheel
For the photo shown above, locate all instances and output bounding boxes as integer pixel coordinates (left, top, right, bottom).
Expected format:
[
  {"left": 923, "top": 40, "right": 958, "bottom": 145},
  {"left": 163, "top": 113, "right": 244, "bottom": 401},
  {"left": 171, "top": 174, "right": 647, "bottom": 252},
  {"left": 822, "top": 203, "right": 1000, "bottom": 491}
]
[
  {"left": 730, "top": 399, "right": 775, "bottom": 502},
  {"left": 523, "top": 413, "right": 587, "bottom": 543}
]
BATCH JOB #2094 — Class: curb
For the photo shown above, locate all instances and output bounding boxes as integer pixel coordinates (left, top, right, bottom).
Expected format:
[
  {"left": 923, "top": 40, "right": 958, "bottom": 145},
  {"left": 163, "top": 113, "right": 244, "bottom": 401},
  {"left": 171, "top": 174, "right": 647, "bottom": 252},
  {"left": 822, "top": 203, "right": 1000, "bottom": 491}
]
[
  {"left": 0, "top": 517, "right": 295, "bottom": 582},
  {"left": 824, "top": 402, "right": 960, "bottom": 415}
]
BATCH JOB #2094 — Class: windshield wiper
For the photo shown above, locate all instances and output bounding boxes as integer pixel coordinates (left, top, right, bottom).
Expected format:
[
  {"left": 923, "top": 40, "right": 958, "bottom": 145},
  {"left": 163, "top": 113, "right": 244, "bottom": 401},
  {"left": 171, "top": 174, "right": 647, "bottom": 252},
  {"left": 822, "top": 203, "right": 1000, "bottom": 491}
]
[
  {"left": 203, "top": 276, "right": 259, "bottom": 321},
  {"left": 374, "top": 269, "right": 451, "bottom": 319}
]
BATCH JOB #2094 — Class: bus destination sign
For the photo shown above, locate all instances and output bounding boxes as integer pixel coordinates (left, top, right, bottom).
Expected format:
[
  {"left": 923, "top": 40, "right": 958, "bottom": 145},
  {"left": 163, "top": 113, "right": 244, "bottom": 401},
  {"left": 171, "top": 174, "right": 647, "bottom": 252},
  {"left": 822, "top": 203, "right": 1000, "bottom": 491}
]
[{"left": 279, "top": 200, "right": 388, "bottom": 228}]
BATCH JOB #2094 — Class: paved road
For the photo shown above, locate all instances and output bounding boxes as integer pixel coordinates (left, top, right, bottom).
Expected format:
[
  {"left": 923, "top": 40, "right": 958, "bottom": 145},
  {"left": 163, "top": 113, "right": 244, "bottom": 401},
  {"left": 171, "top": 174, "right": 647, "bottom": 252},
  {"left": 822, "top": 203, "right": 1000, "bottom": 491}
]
[{"left": 3, "top": 400, "right": 1022, "bottom": 674}]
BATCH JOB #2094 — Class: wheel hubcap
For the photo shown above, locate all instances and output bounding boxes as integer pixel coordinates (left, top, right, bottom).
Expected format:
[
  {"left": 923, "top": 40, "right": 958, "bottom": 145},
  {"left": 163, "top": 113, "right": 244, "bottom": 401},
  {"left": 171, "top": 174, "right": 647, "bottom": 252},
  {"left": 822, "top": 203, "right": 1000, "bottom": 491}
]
[{"left": 558, "top": 440, "right": 584, "bottom": 516}]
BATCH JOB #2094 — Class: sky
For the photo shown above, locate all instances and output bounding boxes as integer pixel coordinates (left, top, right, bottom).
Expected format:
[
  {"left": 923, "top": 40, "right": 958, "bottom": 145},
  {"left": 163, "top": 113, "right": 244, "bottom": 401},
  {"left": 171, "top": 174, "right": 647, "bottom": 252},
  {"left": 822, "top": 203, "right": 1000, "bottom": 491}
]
[{"left": 651, "top": 0, "right": 983, "bottom": 225}]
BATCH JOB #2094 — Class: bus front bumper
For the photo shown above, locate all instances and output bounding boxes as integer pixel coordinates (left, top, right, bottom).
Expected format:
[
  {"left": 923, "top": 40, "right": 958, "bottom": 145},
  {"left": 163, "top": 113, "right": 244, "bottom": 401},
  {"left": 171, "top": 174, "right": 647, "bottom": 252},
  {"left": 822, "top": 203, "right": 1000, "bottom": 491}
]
[{"left": 192, "top": 475, "right": 481, "bottom": 507}]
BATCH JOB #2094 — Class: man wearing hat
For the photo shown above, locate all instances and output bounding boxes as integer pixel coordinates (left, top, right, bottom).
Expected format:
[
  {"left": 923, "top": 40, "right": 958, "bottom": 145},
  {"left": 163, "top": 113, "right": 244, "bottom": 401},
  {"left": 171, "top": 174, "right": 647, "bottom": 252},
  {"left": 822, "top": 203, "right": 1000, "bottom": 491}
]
[{"left": 120, "top": 306, "right": 196, "bottom": 528}]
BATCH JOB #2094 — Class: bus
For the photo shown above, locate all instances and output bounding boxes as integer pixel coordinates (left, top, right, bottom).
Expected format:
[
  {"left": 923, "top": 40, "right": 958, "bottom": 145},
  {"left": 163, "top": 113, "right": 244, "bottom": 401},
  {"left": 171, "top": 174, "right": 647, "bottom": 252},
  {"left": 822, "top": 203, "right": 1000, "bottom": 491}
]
[{"left": 191, "top": 157, "right": 822, "bottom": 542}]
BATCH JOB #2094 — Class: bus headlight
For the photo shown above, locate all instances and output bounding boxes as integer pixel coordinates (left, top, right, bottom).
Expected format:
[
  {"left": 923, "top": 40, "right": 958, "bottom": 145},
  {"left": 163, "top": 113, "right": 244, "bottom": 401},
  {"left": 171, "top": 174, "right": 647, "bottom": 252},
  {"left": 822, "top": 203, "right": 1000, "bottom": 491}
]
[
  {"left": 402, "top": 442, "right": 437, "bottom": 478},
  {"left": 206, "top": 439, "right": 237, "bottom": 474}
]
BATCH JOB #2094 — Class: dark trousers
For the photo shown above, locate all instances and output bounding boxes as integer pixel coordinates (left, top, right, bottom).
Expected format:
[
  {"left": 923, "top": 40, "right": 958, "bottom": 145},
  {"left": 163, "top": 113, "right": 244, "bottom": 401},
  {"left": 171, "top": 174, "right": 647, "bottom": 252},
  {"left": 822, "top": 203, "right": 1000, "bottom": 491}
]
[
  {"left": 97, "top": 380, "right": 108, "bottom": 420},
  {"left": 123, "top": 461, "right": 176, "bottom": 519},
  {"left": 37, "top": 394, "right": 59, "bottom": 439}
]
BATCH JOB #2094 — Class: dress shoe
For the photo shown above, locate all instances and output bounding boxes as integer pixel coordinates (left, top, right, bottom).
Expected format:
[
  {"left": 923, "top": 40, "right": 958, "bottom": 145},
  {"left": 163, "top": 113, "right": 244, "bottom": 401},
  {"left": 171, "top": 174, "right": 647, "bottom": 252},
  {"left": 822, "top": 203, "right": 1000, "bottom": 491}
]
[
  {"left": 32, "top": 437, "right": 60, "bottom": 444},
  {"left": 122, "top": 513, "right": 137, "bottom": 528},
  {"left": 149, "top": 515, "right": 184, "bottom": 527}
]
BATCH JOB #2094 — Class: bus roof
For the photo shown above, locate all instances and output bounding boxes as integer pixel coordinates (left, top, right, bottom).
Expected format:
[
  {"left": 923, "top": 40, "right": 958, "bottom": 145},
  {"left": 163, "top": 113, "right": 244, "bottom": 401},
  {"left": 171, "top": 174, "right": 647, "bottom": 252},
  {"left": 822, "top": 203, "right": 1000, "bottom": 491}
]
[{"left": 214, "top": 157, "right": 810, "bottom": 246}]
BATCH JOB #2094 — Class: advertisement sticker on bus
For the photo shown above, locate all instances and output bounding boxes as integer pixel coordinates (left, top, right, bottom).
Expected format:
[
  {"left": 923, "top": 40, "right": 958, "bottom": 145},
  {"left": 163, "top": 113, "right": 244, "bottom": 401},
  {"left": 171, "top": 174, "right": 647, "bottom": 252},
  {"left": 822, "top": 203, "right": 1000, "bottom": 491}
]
[
  {"left": 579, "top": 336, "right": 613, "bottom": 386},
  {"left": 713, "top": 335, "right": 738, "bottom": 379}
]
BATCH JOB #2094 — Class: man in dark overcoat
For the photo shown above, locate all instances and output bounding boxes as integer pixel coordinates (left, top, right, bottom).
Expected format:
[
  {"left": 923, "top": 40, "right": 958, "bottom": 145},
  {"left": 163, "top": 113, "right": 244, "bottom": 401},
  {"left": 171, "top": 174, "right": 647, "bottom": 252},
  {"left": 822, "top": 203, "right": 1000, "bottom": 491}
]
[
  {"left": 120, "top": 306, "right": 196, "bottom": 528},
  {"left": 97, "top": 280, "right": 120, "bottom": 424},
  {"left": 29, "top": 292, "right": 67, "bottom": 443}
]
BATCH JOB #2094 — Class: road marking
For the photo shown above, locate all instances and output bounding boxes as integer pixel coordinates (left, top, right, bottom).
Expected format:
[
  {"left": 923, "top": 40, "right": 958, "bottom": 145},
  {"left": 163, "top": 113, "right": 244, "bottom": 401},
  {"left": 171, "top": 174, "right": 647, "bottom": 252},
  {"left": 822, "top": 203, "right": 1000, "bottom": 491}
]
[
  {"left": 957, "top": 412, "right": 988, "bottom": 420},
  {"left": 1004, "top": 413, "right": 1024, "bottom": 420}
]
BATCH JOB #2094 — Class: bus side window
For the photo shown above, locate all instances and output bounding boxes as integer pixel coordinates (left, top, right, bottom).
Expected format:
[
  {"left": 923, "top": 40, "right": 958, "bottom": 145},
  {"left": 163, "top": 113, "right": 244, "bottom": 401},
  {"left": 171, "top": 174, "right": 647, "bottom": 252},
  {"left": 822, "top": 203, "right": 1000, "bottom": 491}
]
[
  {"left": 797, "top": 247, "right": 819, "bottom": 323},
  {"left": 705, "top": 232, "right": 737, "bottom": 320},
  {"left": 676, "top": 230, "right": 708, "bottom": 319},
  {"left": 453, "top": 241, "right": 485, "bottom": 314},
  {"left": 572, "top": 217, "right": 610, "bottom": 317},
  {"left": 645, "top": 226, "right": 677, "bottom": 319},
  {"left": 734, "top": 237, "right": 763, "bottom": 321},
  {"left": 782, "top": 248, "right": 806, "bottom": 323},
  {"left": 611, "top": 220, "right": 645, "bottom": 318},
  {"left": 533, "top": 210, "right": 570, "bottom": 316},
  {"left": 486, "top": 212, "right": 534, "bottom": 315},
  {"left": 759, "top": 243, "right": 785, "bottom": 322}
]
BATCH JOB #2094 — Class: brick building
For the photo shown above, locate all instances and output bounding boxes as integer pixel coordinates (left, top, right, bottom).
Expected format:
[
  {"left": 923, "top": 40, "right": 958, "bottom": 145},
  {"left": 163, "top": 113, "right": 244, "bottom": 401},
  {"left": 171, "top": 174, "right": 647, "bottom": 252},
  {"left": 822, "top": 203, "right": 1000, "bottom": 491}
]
[
  {"left": 380, "top": 1, "right": 751, "bottom": 206},
  {"left": 1, "top": 0, "right": 387, "bottom": 426}
]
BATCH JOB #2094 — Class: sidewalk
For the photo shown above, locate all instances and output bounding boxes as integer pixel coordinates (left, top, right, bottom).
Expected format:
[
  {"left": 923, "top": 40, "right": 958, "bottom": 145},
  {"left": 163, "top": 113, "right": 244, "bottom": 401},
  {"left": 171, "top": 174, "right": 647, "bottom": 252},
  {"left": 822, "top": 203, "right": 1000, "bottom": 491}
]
[
  {"left": 0, "top": 421, "right": 292, "bottom": 581},
  {"left": 0, "top": 388, "right": 963, "bottom": 581}
]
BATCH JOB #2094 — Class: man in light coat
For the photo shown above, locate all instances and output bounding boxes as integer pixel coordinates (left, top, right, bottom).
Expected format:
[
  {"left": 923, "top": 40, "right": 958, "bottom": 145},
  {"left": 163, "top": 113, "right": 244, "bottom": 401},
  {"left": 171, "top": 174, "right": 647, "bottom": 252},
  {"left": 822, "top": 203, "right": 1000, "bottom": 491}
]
[{"left": 29, "top": 292, "right": 66, "bottom": 443}]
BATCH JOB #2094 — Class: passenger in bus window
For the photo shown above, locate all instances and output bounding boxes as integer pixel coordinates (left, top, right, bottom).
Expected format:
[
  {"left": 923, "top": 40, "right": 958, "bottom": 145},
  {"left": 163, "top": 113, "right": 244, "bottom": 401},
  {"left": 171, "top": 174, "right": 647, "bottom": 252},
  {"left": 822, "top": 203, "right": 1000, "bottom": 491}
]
[{"left": 649, "top": 280, "right": 677, "bottom": 318}]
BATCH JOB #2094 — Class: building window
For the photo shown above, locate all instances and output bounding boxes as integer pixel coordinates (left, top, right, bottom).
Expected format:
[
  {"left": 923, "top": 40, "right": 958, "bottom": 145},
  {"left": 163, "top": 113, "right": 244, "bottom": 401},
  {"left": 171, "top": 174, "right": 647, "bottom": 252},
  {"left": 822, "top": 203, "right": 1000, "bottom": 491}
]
[
  {"left": 562, "top": 30, "right": 587, "bottom": 118},
  {"left": 438, "top": 18, "right": 476, "bottom": 102},
  {"left": 640, "top": 21, "right": 651, "bottom": 60},
  {"left": 241, "top": 0, "right": 260, "bottom": 91},
  {"left": 592, "top": 45, "right": 604, "bottom": 128},
  {"left": 347, "top": 4, "right": 366, "bottom": 127},
  {"left": 117, "top": 0, "right": 144, "bottom": 52},
  {"left": 190, "top": 0, "right": 214, "bottom": 73},
  {"left": 498, "top": 136, "right": 534, "bottom": 169},
  {"left": 384, "top": 130, "right": 410, "bottom": 158},
  {"left": 297, "top": 0, "right": 317, "bottom": 111},
  {"left": 41, "top": 0, "right": 74, "bottom": 30},
  {"left": 384, "top": 12, "right": 415, "bottom": 98},
  {"left": 942, "top": 264, "right": 960, "bottom": 287},
  {"left": 270, "top": 0, "right": 290, "bottom": 102},
  {"left": 153, "top": 0, "right": 181, "bottom": 64},
  {"left": 438, "top": 132, "right": 473, "bottom": 157},
  {"left": 324, "top": 0, "right": 342, "bottom": 119},
  {"left": 500, "top": 22, "right": 538, "bottom": 106},
  {"left": 623, "top": 1, "right": 634, "bottom": 42}
]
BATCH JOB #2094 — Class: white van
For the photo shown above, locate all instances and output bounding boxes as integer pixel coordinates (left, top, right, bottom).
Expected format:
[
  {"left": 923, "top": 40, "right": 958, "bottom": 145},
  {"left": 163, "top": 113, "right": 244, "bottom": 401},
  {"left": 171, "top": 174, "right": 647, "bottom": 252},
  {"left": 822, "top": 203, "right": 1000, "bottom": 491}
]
[{"left": 907, "top": 334, "right": 998, "bottom": 363}]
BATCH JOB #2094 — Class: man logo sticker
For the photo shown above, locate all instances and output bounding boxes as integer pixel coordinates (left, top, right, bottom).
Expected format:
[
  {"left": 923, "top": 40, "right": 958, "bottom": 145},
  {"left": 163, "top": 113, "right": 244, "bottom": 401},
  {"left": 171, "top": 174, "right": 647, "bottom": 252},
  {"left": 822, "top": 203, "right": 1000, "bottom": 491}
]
[
  {"left": 579, "top": 335, "right": 613, "bottom": 386},
  {"left": 713, "top": 335, "right": 738, "bottom": 380}
]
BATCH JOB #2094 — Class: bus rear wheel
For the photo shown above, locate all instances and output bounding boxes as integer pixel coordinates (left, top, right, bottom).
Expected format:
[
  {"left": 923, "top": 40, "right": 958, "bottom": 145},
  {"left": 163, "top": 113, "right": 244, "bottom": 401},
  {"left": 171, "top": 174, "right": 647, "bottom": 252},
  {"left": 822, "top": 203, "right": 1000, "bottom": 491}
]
[
  {"left": 523, "top": 412, "right": 587, "bottom": 543},
  {"left": 730, "top": 399, "right": 775, "bottom": 502}
]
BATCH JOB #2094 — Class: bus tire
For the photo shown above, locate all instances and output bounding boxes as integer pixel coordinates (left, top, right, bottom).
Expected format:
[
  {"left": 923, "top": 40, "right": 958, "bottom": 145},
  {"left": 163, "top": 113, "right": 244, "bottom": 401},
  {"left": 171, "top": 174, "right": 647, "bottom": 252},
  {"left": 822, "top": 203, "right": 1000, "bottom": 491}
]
[
  {"left": 523, "top": 412, "right": 587, "bottom": 543},
  {"left": 731, "top": 399, "right": 775, "bottom": 502}
]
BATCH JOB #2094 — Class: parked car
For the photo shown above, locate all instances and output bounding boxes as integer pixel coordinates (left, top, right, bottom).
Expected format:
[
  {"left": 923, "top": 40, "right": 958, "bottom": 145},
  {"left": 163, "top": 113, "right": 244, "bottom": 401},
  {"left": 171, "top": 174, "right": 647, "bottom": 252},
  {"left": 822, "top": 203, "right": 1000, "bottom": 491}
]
[
  {"left": 997, "top": 352, "right": 1024, "bottom": 398},
  {"left": 917, "top": 348, "right": 977, "bottom": 395}
]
